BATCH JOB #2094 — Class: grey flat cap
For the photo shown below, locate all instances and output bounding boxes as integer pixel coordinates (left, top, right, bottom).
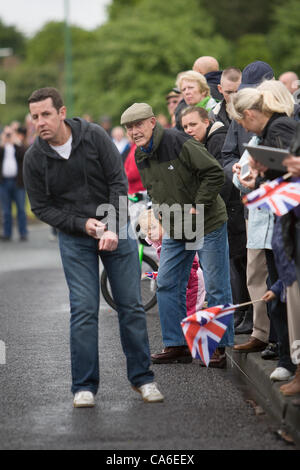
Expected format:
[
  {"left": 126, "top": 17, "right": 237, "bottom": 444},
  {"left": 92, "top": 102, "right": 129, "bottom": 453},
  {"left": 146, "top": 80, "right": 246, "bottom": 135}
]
[{"left": 120, "top": 103, "right": 154, "bottom": 125}]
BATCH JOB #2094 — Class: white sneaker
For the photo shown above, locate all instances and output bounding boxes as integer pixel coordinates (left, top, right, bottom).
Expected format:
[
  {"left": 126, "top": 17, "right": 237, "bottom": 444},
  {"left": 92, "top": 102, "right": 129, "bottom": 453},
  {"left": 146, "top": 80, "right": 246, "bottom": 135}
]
[
  {"left": 270, "top": 367, "right": 294, "bottom": 382},
  {"left": 133, "top": 382, "right": 164, "bottom": 403},
  {"left": 73, "top": 391, "right": 95, "bottom": 408}
]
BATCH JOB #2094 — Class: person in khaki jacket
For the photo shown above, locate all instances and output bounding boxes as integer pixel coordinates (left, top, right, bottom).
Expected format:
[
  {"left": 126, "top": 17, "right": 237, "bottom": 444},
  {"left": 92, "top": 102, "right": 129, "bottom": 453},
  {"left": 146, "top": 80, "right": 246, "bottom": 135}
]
[{"left": 121, "top": 102, "right": 234, "bottom": 368}]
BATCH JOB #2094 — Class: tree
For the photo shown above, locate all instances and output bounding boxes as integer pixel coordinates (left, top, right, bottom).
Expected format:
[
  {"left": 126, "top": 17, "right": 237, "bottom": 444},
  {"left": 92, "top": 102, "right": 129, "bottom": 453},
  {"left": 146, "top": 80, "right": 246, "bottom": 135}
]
[
  {"left": 268, "top": 0, "right": 300, "bottom": 76},
  {"left": 0, "top": 64, "right": 59, "bottom": 124},
  {"left": 0, "top": 18, "right": 26, "bottom": 57},
  {"left": 107, "top": 0, "right": 142, "bottom": 20},
  {"left": 26, "top": 21, "right": 97, "bottom": 65},
  {"left": 235, "top": 34, "right": 273, "bottom": 71},
  {"left": 200, "top": 0, "right": 283, "bottom": 41},
  {"left": 74, "top": 0, "right": 232, "bottom": 124}
]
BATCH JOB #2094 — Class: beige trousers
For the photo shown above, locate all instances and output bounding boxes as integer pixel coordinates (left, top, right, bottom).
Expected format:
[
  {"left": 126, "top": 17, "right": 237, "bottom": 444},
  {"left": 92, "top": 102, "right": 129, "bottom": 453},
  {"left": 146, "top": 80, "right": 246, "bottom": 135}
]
[
  {"left": 247, "top": 248, "right": 270, "bottom": 343},
  {"left": 286, "top": 281, "right": 300, "bottom": 365}
]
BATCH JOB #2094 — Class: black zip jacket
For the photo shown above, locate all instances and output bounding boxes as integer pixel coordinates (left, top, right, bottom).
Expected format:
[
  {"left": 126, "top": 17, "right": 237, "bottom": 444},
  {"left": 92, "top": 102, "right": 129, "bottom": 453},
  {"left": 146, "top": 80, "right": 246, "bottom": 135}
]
[
  {"left": 204, "top": 122, "right": 246, "bottom": 258},
  {"left": 23, "top": 118, "right": 128, "bottom": 236},
  {"left": 255, "top": 112, "right": 297, "bottom": 185}
]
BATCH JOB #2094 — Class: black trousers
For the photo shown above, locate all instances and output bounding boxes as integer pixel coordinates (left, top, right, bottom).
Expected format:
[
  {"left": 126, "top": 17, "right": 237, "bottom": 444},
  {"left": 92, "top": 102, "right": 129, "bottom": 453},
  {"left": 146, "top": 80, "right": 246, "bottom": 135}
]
[
  {"left": 265, "top": 249, "right": 296, "bottom": 372},
  {"left": 230, "top": 254, "right": 250, "bottom": 305},
  {"left": 295, "top": 220, "right": 300, "bottom": 287}
]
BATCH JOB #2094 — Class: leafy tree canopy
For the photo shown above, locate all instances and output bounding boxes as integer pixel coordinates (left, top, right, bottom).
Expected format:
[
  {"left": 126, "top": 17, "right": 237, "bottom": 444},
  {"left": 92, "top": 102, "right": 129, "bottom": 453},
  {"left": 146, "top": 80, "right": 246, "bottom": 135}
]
[
  {"left": 74, "top": 0, "right": 231, "bottom": 123},
  {"left": 269, "top": 0, "right": 300, "bottom": 76},
  {"left": 1, "top": 64, "right": 59, "bottom": 124},
  {"left": 1, "top": 0, "right": 299, "bottom": 127},
  {"left": 0, "top": 18, "right": 26, "bottom": 56},
  {"left": 235, "top": 34, "right": 273, "bottom": 71},
  {"left": 26, "top": 21, "right": 97, "bottom": 65},
  {"left": 200, "top": 0, "right": 282, "bottom": 41}
]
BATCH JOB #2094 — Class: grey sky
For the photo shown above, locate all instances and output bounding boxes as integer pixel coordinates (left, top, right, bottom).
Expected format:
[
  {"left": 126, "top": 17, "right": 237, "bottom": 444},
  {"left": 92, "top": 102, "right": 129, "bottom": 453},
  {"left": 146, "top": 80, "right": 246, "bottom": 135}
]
[{"left": 0, "top": 0, "right": 111, "bottom": 37}]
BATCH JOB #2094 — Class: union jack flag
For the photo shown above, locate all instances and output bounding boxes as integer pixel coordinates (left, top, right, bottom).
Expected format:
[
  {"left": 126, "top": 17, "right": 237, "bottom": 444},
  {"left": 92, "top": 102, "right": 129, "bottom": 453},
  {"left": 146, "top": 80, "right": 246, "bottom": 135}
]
[
  {"left": 145, "top": 271, "right": 158, "bottom": 280},
  {"left": 181, "top": 304, "right": 235, "bottom": 366},
  {"left": 242, "top": 177, "right": 300, "bottom": 216}
]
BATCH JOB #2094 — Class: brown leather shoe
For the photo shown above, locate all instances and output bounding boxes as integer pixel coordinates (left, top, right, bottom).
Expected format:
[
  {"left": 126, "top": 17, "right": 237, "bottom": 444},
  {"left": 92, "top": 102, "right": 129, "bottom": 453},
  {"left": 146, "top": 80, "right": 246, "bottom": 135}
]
[
  {"left": 280, "top": 365, "right": 300, "bottom": 396},
  {"left": 151, "top": 346, "right": 192, "bottom": 364},
  {"left": 233, "top": 337, "right": 267, "bottom": 353},
  {"left": 199, "top": 347, "right": 226, "bottom": 368}
]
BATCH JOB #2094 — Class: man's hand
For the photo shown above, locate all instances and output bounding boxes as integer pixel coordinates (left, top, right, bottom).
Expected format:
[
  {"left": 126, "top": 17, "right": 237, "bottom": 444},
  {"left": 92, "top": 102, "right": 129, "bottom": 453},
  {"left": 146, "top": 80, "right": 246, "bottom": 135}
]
[
  {"left": 85, "top": 218, "right": 106, "bottom": 239},
  {"left": 98, "top": 231, "right": 119, "bottom": 251},
  {"left": 283, "top": 155, "right": 300, "bottom": 177}
]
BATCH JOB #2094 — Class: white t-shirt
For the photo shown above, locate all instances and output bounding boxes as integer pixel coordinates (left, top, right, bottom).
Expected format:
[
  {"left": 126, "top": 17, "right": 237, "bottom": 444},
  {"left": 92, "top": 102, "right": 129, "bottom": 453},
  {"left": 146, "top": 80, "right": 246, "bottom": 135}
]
[
  {"left": 2, "top": 144, "right": 18, "bottom": 178},
  {"left": 50, "top": 135, "right": 73, "bottom": 159}
]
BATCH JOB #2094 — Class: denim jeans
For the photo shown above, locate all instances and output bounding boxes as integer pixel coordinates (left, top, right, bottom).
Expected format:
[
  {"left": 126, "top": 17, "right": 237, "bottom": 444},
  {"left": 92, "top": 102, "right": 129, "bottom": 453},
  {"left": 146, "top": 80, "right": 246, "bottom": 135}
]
[
  {"left": 156, "top": 222, "right": 234, "bottom": 348},
  {"left": 0, "top": 178, "right": 27, "bottom": 238},
  {"left": 58, "top": 223, "right": 154, "bottom": 395}
]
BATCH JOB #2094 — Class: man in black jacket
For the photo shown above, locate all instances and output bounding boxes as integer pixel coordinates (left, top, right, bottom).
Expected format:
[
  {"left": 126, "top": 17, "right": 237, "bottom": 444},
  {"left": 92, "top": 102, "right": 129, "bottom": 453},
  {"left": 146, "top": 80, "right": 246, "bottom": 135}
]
[
  {"left": 211, "top": 67, "right": 242, "bottom": 129},
  {"left": 23, "top": 87, "right": 163, "bottom": 407}
]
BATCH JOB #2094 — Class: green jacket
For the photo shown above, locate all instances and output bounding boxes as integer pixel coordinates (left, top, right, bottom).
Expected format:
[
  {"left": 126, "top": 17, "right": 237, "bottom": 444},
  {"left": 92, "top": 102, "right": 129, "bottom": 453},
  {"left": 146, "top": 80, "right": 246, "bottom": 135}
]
[{"left": 135, "top": 123, "right": 227, "bottom": 239}]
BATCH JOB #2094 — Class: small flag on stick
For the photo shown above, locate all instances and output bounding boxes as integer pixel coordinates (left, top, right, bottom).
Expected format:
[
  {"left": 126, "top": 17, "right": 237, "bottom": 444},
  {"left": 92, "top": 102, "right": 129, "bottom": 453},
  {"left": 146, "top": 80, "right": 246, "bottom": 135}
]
[
  {"left": 145, "top": 271, "right": 158, "bottom": 280},
  {"left": 242, "top": 176, "right": 300, "bottom": 216},
  {"left": 181, "top": 304, "right": 235, "bottom": 366}
]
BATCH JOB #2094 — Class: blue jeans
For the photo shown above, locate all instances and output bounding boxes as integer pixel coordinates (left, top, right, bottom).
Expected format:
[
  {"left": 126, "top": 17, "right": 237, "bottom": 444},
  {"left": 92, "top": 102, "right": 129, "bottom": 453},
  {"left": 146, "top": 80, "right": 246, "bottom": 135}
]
[
  {"left": 156, "top": 222, "right": 234, "bottom": 347},
  {"left": 0, "top": 178, "right": 27, "bottom": 238},
  {"left": 58, "top": 223, "right": 154, "bottom": 395}
]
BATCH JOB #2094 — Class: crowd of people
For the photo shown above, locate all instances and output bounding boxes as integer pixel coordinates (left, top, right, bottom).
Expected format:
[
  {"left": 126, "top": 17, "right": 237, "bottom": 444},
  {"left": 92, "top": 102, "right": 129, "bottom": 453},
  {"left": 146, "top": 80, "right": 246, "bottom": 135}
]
[
  {"left": 120, "top": 58, "right": 300, "bottom": 398},
  {"left": 1, "top": 57, "right": 300, "bottom": 407}
]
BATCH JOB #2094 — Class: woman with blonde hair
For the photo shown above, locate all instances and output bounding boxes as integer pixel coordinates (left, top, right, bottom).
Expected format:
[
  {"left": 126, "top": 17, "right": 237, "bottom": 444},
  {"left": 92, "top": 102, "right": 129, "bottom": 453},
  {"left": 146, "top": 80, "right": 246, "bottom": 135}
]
[
  {"left": 176, "top": 70, "right": 217, "bottom": 113},
  {"left": 227, "top": 79, "right": 295, "bottom": 148},
  {"left": 228, "top": 79, "right": 299, "bottom": 385}
]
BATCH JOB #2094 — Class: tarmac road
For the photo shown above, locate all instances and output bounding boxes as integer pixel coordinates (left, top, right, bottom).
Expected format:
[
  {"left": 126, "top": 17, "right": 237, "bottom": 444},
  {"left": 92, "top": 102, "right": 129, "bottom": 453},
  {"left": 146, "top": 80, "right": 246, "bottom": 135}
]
[{"left": 0, "top": 223, "right": 293, "bottom": 451}]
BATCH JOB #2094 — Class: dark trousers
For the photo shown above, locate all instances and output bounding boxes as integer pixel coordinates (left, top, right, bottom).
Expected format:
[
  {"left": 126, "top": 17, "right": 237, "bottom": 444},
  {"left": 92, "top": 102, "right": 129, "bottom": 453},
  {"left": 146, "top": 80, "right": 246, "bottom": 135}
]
[
  {"left": 265, "top": 249, "right": 296, "bottom": 372},
  {"left": 296, "top": 220, "right": 300, "bottom": 287},
  {"left": 230, "top": 254, "right": 250, "bottom": 305}
]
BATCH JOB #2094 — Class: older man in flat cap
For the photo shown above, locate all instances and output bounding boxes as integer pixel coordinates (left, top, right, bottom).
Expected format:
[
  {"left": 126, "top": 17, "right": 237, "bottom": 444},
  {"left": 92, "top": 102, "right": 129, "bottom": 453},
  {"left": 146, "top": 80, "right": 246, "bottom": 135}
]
[{"left": 121, "top": 103, "right": 234, "bottom": 367}]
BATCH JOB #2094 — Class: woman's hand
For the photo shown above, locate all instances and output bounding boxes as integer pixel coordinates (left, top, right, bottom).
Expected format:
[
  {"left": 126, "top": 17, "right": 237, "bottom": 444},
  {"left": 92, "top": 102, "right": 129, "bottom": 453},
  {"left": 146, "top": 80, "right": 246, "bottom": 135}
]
[
  {"left": 232, "top": 162, "right": 241, "bottom": 175},
  {"left": 282, "top": 155, "right": 300, "bottom": 177},
  {"left": 248, "top": 155, "right": 268, "bottom": 174},
  {"left": 238, "top": 167, "right": 258, "bottom": 189}
]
